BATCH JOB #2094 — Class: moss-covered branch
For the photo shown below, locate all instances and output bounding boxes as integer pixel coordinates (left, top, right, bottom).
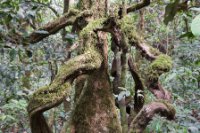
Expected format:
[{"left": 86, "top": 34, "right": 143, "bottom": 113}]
[
  {"left": 27, "top": 16, "right": 110, "bottom": 132},
  {"left": 146, "top": 54, "right": 172, "bottom": 101},
  {"left": 26, "top": 9, "right": 92, "bottom": 44},
  {"left": 147, "top": 54, "right": 172, "bottom": 80},
  {"left": 27, "top": 45, "right": 103, "bottom": 132},
  {"left": 119, "top": 16, "right": 161, "bottom": 60},
  {"left": 116, "top": 17, "right": 173, "bottom": 102},
  {"left": 26, "top": 9, "right": 78, "bottom": 44},
  {"left": 28, "top": 48, "right": 102, "bottom": 112},
  {"left": 129, "top": 101, "right": 175, "bottom": 133},
  {"left": 31, "top": 12, "right": 108, "bottom": 125},
  {"left": 95, "top": 16, "right": 173, "bottom": 102},
  {"left": 95, "top": 16, "right": 160, "bottom": 60}
]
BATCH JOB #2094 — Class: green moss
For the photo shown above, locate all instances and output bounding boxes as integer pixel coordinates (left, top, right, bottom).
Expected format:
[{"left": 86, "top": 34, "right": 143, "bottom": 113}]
[
  {"left": 119, "top": 16, "right": 135, "bottom": 36},
  {"left": 150, "top": 47, "right": 161, "bottom": 56},
  {"left": 151, "top": 54, "right": 172, "bottom": 70},
  {"left": 21, "top": 76, "right": 31, "bottom": 89},
  {"left": 148, "top": 54, "right": 172, "bottom": 80},
  {"left": 28, "top": 82, "right": 71, "bottom": 112},
  {"left": 80, "top": 18, "right": 106, "bottom": 39},
  {"left": 118, "top": 16, "right": 143, "bottom": 46},
  {"left": 69, "top": 9, "right": 79, "bottom": 14}
]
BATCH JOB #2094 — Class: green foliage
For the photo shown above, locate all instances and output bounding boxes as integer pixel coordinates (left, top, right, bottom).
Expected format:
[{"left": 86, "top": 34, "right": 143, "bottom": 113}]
[
  {"left": 0, "top": 35, "right": 68, "bottom": 132},
  {"left": 146, "top": 115, "right": 188, "bottom": 133},
  {"left": 146, "top": 105, "right": 200, "bottom": 133},
  {"left": 0, "top": 99, "right": 28, "bottom": 132},
  {"left": 0, "top": 0, "right": 56, "bottom": 42},
  {"left": 191, "top": 14, "right": 200, "bottom": 36}
]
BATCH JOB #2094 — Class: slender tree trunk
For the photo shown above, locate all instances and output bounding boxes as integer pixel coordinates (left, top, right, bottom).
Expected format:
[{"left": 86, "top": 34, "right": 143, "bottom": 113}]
[{"left": 61, "top": 0, "right": 70, "bottom": 41}]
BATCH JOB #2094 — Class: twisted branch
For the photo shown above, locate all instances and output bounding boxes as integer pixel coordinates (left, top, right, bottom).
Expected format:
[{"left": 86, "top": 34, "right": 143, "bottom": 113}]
[
  {"left": 27, "top": 46, "right": 103, "bottom": 132},
  {"left": 27, "top": 10, "right": 92, "bottom": 44},
  {"left": 129, "top": 101, "right": 175, "bottom": 133}
]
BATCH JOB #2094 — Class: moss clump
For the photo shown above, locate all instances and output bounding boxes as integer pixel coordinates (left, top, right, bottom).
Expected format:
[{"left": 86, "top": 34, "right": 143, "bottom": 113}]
[
  {"left": 150, "top": 47, "right": 161, "bottom": 56},
  {"left": 28, "top": 82, "right": 71, "bottom": 112},
  {"left": 80, "top": 18, "right": 106, "bottom": 39},
  {"left": 118, "top": 16, "right": 144, "bottom": 46},
  {"left": 148, "top": 54, "right": 172, "bottom": 80},
  {"left": 119, "top": 16, "right": 135, "bottom": 37}
]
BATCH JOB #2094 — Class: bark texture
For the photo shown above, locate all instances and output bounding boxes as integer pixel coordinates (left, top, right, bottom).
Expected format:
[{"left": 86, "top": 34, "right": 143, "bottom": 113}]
[
  {"left": 128, "top": 56, "right": 144, "bottom": 113},
  {"left": 28, "top": 46, "right": 103, "bottom": 132},
  {"left": 129, "top": 102, "right": 175, "bottom": 133},
  {"left": 71, "top": 69, "right": 121, "bottom": 133},
  {"left": 26, "top": 0, "right": 176, "bottom": 132}
]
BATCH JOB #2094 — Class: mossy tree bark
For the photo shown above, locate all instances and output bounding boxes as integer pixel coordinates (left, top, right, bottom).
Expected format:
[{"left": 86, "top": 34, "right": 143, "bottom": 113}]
[
  {"left": 26, "top": 0, "right": 176, "bottom": 133},
  {"left": 70, "top": 0, "right": 122, "bottom": 132}
]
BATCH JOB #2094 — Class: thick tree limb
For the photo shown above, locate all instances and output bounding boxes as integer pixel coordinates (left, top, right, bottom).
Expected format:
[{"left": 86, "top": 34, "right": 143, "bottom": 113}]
[
  {"left": 27, "top": 47, "right": 102, "bottom": 133},
  {"left": 134, "top": 42, "right": 158, "bottom": 60},
  {"left": 26, "top": 10, "right": 92, "bottom": 44},
  {"left": 28, "top": 49, "right": 102, "bottom": 113},
  {"left": 27, "top": 9, "right": 78, "bottom": 44},
  {"left": 127, "top": 0, "right": 150, "bottom": 13},
  {"left": 95, "top": 17, "right": 160, "bottom": 60},
  {"left": 27, "top": 16, "right": 108, "bottom": 132},
  {"left": 129, "top": 101, "right": 175, "bottom": 133}
]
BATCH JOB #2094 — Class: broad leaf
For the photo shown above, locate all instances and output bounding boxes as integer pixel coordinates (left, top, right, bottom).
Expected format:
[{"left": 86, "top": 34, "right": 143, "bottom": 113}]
[{"left": 191, "top": 14, "right": 200, "bottom": 36}]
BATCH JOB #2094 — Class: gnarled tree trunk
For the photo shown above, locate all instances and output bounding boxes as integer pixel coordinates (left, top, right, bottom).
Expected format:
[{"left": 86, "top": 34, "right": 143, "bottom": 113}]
[{"left": 27, "top": 0, "right": 176, "bottom": 133}]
